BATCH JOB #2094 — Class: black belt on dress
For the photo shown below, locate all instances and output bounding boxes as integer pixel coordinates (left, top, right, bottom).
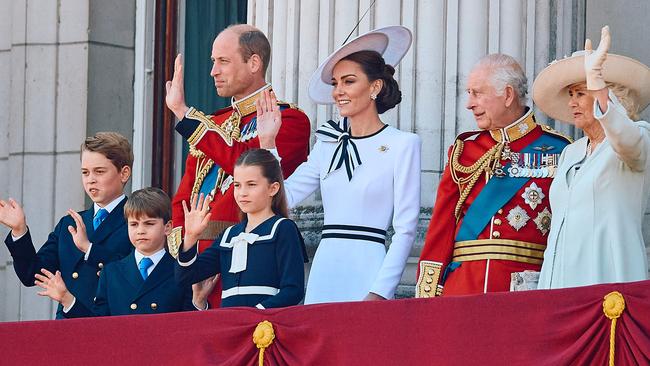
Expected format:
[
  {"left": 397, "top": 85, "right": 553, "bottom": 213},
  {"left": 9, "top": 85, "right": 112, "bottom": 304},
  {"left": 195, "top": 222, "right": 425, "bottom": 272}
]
[{"left": 321, "top": 224, "right": 386, "bottom": 244}]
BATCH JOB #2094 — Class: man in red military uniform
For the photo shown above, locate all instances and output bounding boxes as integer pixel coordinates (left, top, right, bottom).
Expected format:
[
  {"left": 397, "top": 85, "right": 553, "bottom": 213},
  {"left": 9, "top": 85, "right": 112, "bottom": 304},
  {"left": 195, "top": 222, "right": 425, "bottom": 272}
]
[
  {"left": 165, "top": 24, "right": 310, "bottom": 306},
  {"left": 416, "top": 54, "right": 571, "bottom": 297}
]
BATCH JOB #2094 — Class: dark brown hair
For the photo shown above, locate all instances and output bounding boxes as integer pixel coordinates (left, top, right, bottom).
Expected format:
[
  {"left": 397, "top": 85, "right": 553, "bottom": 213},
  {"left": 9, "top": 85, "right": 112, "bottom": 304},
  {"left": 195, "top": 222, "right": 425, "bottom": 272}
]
[
  {"left": 226, "top": 24, "right": 271, "bottom": 75},
  {"left": 123, "top": 187, "right": 171, "bottom": 223},
  {"left": 234, "top": 149, "right": 288, "bottom": 218},
  {"left": 340, "top": 50, "right": 402, "bottom": 114},
  {"left": 81, "top": 132, "right": 134, "bottom": 171}
]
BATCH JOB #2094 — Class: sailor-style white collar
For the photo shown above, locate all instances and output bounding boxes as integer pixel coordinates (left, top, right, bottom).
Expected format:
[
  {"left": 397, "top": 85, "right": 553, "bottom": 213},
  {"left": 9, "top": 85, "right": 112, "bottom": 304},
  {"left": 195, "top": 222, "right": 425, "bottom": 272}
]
[{"left": 219, "top": 217, "right": 287, "bottom": 273}]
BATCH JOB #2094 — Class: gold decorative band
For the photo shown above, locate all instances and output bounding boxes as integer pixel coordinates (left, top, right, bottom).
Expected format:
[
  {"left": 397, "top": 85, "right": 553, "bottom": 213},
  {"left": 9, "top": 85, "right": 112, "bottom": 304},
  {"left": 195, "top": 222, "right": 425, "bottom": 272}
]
[
  {"left": 415, "top": 261, "right": 443, "bottom": 298},
  {"left": 452, "top": 239, "right": 545, "bottom": 265},
  {"left": 166, "top": 226, "right": 183, "bottom": 258},
  {"left": 199, "top": 220, "right": 238, "bottom": 241}
]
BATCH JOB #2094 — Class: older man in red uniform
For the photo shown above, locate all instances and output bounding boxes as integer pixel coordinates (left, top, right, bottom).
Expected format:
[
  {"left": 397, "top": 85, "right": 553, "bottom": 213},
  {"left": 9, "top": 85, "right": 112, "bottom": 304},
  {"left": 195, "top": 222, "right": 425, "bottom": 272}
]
[
  {"left": 165, "top": 24, "right": 310, "bottom": 306},
  {"left": 416, "top": 54, "right": 571, "bottom": 297}
]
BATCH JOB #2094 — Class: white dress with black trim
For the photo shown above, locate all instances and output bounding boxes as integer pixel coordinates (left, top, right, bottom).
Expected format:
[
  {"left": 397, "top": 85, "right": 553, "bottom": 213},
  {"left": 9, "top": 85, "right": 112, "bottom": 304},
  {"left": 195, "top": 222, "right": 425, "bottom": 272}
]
[
  {"left": 175, "top": 215, "right": 307, "bottom": 309},
  {"left": 285, "top": 119, "right": 421, "bottom": 304}
]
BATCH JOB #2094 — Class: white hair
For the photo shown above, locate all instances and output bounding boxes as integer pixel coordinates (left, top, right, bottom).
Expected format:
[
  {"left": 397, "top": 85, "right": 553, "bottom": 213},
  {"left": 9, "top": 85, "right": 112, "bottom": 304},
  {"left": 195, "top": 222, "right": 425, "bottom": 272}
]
[{"left": 475, "top": 54, "right": 528, "bottom": 103}]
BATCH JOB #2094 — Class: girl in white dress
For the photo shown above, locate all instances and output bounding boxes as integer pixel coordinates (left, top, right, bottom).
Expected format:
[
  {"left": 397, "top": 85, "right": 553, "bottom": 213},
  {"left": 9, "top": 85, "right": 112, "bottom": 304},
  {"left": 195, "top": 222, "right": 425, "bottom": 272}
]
[{"left": 256, "top": 26, "right": 421, "bottom": 303}]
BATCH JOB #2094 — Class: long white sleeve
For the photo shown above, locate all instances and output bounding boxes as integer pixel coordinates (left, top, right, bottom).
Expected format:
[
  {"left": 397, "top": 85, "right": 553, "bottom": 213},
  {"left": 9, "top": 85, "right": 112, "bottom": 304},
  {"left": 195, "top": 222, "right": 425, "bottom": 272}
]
[
  {"left": 595, "top": 90, "right": 650, "bottom": 172},
  {"left": 369, "top": 133, "right": 421, "bottom": 299},
  {"left": 284, "top": 140, "right": 323, "bottom": 208}
]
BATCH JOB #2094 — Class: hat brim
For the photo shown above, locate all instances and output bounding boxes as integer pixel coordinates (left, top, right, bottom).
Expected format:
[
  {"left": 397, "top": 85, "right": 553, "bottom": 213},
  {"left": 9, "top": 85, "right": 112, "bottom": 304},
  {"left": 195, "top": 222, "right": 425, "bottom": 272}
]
[
  {"left": 532, "top": 53, "right": 650, "bottom": 123},
  {"left": 308, "top": 26, "right": 412, "bottom": 104}
]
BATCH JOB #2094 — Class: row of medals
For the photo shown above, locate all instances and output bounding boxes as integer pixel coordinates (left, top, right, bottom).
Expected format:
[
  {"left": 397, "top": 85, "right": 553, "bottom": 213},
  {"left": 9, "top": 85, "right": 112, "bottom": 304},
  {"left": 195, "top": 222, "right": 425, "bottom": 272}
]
[{"left": 493, "top": 144, "right": 558, "bottom": 179}]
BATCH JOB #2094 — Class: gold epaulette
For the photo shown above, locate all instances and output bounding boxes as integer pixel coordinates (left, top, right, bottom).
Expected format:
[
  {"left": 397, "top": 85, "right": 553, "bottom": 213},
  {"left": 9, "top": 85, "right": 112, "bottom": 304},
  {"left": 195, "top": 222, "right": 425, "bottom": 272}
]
[{"left": 540, "top": 124, "right": 574, "bottom": 143}]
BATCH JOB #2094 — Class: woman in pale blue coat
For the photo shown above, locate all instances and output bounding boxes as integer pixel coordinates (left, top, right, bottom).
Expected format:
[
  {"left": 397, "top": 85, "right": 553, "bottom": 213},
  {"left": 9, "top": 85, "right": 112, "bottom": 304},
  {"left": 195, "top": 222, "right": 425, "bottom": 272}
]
[{"left": 532, "top": 26, "right": 650, "bottom": 289}]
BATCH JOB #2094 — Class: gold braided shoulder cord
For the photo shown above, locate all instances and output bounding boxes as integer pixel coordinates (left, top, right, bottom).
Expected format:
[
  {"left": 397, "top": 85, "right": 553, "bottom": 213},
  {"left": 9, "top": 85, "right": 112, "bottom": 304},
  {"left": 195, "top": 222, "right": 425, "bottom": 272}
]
[
  {"left": 450, "top": 140, "right": 505, "bottom": 219},
  {"left": 192, "top": 157, "right": 215, "bottom": 197}
]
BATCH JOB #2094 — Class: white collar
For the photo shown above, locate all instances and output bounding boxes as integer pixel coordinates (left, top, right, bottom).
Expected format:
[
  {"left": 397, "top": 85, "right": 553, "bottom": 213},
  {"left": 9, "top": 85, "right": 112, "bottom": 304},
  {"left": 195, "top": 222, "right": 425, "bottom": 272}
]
[
  {"left": 134, "top": 247, "right": 166, "bottom": 268},
  {"left": 94, "top": 194, "right": 126, "bottom": 215}
]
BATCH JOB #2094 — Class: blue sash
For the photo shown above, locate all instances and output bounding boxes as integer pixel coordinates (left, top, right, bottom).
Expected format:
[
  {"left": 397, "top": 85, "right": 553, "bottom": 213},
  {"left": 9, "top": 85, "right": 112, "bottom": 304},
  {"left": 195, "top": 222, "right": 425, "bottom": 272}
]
[{"left": 454, "top": 133, "right": 568, "bottom": 242}]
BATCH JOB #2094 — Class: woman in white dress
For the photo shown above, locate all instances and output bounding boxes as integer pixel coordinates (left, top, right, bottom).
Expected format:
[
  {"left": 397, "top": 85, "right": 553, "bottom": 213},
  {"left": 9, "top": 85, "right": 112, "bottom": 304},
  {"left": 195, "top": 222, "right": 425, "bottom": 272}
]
[
  {"left": 256, "top": 26, "right": 421, "bottom": 303},
  {"left": 532, "top": 26, "right": 650, "bottom": 289}
]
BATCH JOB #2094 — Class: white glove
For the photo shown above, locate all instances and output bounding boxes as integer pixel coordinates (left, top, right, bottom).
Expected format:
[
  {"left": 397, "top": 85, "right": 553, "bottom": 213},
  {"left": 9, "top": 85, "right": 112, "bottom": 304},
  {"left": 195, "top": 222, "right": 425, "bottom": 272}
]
[{"left": 584, "top": 25, "right": 610, "bottom": 91}]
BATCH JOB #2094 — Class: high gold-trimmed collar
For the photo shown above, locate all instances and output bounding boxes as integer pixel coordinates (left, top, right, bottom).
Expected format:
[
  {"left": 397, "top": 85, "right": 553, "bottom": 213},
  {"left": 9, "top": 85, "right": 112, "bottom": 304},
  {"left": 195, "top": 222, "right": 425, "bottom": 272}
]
[
  {"left": 232, "top": 84, "right": 272, "bottom": 117},
  {"left": 489, "top": 109, "right": 537, "bottom": 143}
]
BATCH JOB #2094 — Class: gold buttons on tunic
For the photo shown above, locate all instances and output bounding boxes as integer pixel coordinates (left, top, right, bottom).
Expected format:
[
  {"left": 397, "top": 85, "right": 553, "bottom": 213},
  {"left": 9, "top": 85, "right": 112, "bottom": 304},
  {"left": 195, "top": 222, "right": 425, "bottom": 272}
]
[
  {"left": 492, "top": 231, "right": 501, "bottom": 238},
  {"left": 71, "top": 272, "right": 79, "bottom": 279},
  {"left": 493, "top": 218, "right": 502, "bottom": 225},
  {"left": 427, "top": 269, "right": 434, "bottom": 275},
  {"left": 98, "top": 262, "right": 104, "bottom": 269},
  {"left": 424, "top": 285, "right": 432, "bottom": 292},
  {"left": 497, "top": 209, "right": 503, "bottom": 214},
  {"left": 150, "top": 303, "right": 158, "bottom": 310},
  {"left": 130, "top": 303, "right": 137, "bottom": 310},
  {"left": 425, "top": 277, "right": 433, "bottom": 284}
]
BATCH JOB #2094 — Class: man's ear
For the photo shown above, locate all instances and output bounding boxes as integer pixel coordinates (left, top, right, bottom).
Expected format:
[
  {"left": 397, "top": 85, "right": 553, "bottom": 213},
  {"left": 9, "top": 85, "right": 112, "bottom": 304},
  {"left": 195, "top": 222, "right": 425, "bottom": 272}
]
[
  {"left": 249, "top": 54, "right": 263, "bottom": 75},
  {"left": 504, "top": 85, "right": 515, "bottom": 107}
]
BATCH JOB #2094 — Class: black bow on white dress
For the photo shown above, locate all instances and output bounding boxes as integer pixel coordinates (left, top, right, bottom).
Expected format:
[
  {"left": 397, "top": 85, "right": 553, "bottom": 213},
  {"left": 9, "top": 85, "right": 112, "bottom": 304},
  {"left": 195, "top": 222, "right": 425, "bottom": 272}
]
[{"left": 315, "top": 118, "right": 362, "bottom": 181}]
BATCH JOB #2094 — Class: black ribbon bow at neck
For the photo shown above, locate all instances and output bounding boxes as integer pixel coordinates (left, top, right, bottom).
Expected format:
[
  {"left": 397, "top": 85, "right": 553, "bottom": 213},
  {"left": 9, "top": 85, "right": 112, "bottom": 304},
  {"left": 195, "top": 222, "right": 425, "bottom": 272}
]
[{"left": 315, "top": 118, "right": 362, "bottom": 181}]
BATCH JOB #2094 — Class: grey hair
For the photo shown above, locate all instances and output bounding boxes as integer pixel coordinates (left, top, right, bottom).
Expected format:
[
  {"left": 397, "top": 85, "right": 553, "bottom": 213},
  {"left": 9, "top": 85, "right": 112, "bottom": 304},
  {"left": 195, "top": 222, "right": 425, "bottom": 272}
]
[{"left": 475, "top": 54, "right": 528, "bottom": 103}]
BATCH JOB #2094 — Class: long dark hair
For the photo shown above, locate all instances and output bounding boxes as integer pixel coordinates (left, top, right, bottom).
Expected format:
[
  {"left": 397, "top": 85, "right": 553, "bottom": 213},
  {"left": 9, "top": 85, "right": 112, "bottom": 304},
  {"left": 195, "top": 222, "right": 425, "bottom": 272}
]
[
  {"left": 234, "top": 149, "right": 289, "bottom": 218},
  {"left": 340, "top": 50, "right": 402, "bottom": 114}
]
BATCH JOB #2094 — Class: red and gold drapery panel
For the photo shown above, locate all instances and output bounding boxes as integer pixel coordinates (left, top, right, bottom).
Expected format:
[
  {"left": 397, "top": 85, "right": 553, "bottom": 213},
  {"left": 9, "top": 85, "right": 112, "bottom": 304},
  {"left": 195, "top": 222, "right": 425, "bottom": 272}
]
[{"left": 1, "top": 280, "right": 648, "bottom": 365}]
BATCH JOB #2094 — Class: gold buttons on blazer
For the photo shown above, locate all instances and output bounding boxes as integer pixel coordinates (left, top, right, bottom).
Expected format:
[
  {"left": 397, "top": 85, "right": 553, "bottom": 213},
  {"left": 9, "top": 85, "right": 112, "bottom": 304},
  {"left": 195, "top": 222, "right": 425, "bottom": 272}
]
[
  {"left": 150, "top": 303, "right": 158, "bottom": 310},
  {"left": 96, "top": 271, "right": 101, "bottom": 277},
  {"left": 492, "top": 231, "right": 501, "bottom": 238},
  {"left": 71, "top": 272, "right": 79, "bottom": 279},
  {"left": 98, "top": 262, "right": 104, "bottom": 269},
  {"left": 130, "top": 303, "right": 137, "bottom": 310},
  {"left": 493, "top": 218, "right": 502, "bottom": 225}
]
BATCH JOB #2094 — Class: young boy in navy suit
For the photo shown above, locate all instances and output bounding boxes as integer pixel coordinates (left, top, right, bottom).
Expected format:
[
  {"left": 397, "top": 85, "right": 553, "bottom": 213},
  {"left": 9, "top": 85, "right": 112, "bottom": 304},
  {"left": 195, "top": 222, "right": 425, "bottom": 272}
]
[
  {"left": 35, "top": 187, "right": 216, "bottom": 316},
  {"left": 0, "top": 132, "right": 134, "bottom": 319}
]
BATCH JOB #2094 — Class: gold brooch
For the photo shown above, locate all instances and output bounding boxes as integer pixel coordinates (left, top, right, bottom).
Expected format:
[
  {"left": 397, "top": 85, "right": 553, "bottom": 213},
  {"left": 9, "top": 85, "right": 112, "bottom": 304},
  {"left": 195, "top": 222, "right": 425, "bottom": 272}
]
[{"left": 378, "top": 145, "right": 389, "bottom": 152}]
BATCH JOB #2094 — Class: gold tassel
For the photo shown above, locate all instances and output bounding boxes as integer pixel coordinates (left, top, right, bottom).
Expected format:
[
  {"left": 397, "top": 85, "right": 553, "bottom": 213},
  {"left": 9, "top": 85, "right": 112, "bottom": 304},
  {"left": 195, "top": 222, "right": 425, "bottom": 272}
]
[
  {"left": 253, "top": 320, "right": 275, "bottom": 366},
  {"left": 602, "top": 291, "right": 626, "bottom": 366}
]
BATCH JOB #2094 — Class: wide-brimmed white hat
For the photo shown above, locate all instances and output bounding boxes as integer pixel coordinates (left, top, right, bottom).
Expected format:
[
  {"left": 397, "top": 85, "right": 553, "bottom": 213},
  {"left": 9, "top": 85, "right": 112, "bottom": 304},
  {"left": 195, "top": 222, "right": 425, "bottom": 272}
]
[
  {"left": 308, "top": 25, "right": 412, "bottom": 104},
  {"left": 532, "top": 51, "right": 650, "bottom": 123}
]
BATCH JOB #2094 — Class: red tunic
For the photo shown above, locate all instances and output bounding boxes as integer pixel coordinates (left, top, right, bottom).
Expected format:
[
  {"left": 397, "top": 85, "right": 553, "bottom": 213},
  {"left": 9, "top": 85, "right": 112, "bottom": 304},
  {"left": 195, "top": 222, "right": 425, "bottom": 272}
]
[
  {"left": 169, "top": 86, "right": 311, "bottom": 306},
  {"left": 416, "top": 111, "right": 571, "bottom": 297}
]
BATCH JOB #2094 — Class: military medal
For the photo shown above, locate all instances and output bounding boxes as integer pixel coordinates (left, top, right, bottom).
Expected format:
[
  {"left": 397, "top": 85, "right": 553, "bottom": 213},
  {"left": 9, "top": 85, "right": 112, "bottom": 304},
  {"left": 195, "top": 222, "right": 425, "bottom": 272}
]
[
  {"left": 533, "top": 207, "right": 552, "bottom": 235},
  {"left": 522, "top": 182, "right": 545, "bottom": 209},
  {"left": 507, "top": 205, "right": 530, "bottom": 231}
]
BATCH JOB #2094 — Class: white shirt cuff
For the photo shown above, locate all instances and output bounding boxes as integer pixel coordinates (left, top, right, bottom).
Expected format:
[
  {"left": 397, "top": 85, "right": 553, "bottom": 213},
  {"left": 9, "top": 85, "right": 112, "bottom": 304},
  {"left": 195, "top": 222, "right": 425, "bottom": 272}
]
[
  {"left": 266, "top": 148, "right": 282, "bottom": 162},
  {"left": 84, "top": 243, "right": 93, "bottom": 260},
  {"left": 11, "top": 231, "right": 27, "bottom": 242},
  {"left": 255, "top": 303, "right": 265, "bottom": 309},
  {"left": 193, "top": 300, "right": 208, "bottom": 311},
  {"left": 62, "top": 297, "right": 76, "bottom": 313}
]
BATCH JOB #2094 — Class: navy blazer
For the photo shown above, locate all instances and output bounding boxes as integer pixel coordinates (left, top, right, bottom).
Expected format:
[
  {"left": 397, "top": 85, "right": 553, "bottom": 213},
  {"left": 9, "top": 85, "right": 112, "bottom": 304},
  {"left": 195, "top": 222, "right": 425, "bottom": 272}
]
[
  {"left": 65, "top": 251, "right": 195, "bottom": 317},
  {"left": 176, "top": 215, "right": 307, "bottom": 309},
  {"left": 4, "top": 198, "right": 132, "bottom": 319}
]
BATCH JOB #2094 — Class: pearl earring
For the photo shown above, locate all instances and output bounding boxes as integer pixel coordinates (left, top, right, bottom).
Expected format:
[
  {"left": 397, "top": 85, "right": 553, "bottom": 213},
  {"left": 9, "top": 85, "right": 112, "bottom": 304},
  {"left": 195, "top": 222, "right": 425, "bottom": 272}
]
[{"left": 370, "top": 94, "right": 377, "bottom": 100}]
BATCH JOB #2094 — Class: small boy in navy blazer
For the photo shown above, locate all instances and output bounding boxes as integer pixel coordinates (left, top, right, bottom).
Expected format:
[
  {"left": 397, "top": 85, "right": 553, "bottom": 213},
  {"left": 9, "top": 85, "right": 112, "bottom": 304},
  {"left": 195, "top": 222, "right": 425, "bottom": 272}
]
[
  {"left": 0, "top": 132, "right": 134, "bottom": 319},
  {"left": 35, "top": 187, "right": 213, "bottom": 316}
]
